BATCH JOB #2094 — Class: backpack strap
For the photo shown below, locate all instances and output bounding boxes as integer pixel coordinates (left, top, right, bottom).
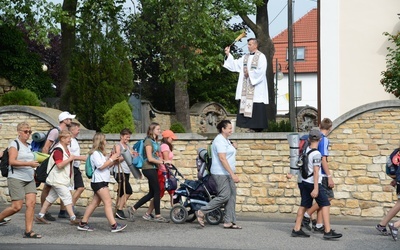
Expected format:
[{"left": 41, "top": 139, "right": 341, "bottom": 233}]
[
  {"left": 10, "top": 140, "right": 20, "bottom": 175},
  {"left": 305, "top": 148, "right": 318, "bottom": 178},
  {"left": 48, "top": 127, "right": 61, "bottom": 152},
  {"left": 47, "top": 147, "right": 63, "bottom": 175}
]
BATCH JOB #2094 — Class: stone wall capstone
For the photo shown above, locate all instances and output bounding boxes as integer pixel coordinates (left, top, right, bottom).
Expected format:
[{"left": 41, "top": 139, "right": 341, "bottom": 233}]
[{"left": 0, "top": 101, "right": 400, "bottom": 219}]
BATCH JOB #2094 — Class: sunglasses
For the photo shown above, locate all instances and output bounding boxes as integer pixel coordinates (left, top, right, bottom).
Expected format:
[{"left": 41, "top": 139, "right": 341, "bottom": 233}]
[{"left": 20, "top": 130, "right": 32, "bottom": 134}]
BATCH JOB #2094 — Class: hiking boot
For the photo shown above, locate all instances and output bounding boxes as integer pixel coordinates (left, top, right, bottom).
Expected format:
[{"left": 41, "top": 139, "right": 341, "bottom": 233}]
[
  {"left": 44, "top": 212, "right": 56, "bottom": 221},
  {"left": 111, "top": 223, "right": 127, "bottom": 233},
  {"left": 375, "top": 224, "right": 390, "bottom": 236},
  {"left": 127, "top": 206, "right": 135, "bottom": 222},
  {"left": 291, "top": 229, "right": 310, "bottom": 238},
  {"left": 77, "top": 223, "right": 94, "bottom": 232},
  {"left": 388, "top": 223, "right": 398, "bottom": 241},
  {"left": 0, "top": 219, "right": 8, "bottom": 226},
  {"left": 115, "top": 210, "right": 127, "bottom": 220},
  {"left": 323, "top": 229, "right": 343, "bottom": 239},
  {"left": 74, "top": 210, "right": 83, "bottom": 218},
  {"left": 153, "top": 216, "right": 169, "bottom": 223},
  {"left": 70, "top": 219, "right": 80, "bottom": 225},
  {"left": 313, "top": 225, "right": 325, "bottom": 234},
  {"left": 142, "top": 213, "right": 154, "bottom": 221},
  {"left": 58, "top": 212, "right": 69, "bottom": 219},
  {"left": 35, "top": 216, "right": 50, "bottom": 224},
  {"left": 301, "top": 216, "right": 311, "bottom": 231}
]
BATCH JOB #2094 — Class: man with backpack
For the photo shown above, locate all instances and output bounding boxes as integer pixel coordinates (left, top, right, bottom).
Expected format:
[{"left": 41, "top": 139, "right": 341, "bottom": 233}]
[
  {"left": 39, "top": 111, "right": 75, "bottom": 221},
  {"left": 291, "top": 129, "right": 342, "bottom": 239}
]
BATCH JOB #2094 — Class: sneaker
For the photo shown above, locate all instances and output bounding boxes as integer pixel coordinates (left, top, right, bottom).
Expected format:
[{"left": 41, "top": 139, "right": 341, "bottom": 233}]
[
  {"left": 0, "top": 219, "right": 8, "bottom": 226},
  {"left": 127, "top": 206, "right": 135, "bottom": 222},
  {"left": 142, "top": 213, "right": 154, "bottom": 221},
  {"left": 313, "top": 225, "right": 325, "bottom": 234},
  {"left": 4, "top": 217, "right": 11, "bottom": 222},
  {"left": 291, "top": 229, "right": 310, "bottom": 238},
  {"left": 301, "top": 216, "right": 311, "bottom": 231},
  {"left": 44, "top": 212, "right": 56, "bottom": 221},
  {"left": 153, "top": 216, "right": 169, "bottom": 223},
  {"left": 323, "top": 229, "right": 343, "bottom": 239},
  {"left": 70, "top": 219, "right": 80, "bottom": 225},
  {"left": 375, "top": 224, "right": 390, "bottom": 236},
  {"left": 74, "top": 210, "right": 83, "bottom": 218},
  {"left": 111, "top": 223, "right": 127, "bottom": 233},
  {"left": 311, "top": 219, "right": 317, "bottom": 229},
  {"left": 35, "top": 216, "right": 50, "bottom": 224},
  {"left": 58, "top": 212, "right": 69, "bottom": 219},
  {"left": 116, "top": 210, "right": 127, "bottom": 220},
  {"left": 388, "top": 223, "right": 398, "bottom": 241},
  {"left": 77, "top": 223, "right": 94, "bottom": 232}
]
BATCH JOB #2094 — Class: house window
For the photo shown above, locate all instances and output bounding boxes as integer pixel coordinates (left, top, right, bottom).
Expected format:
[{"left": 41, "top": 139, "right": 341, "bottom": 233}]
[
  {"left": 286, "top": 47, "right": 305, "bottom": 61},
  {"left": 295, "top": 81, "right": 302, "bottom": 101}
]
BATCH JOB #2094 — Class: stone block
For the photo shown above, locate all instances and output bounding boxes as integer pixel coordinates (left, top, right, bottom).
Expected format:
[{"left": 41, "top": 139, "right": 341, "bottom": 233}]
[
  {"left": 352, "top": 192, "right": 372, "bottom": 200},
  {"left": 268, "top": 188, "right": 284, "bottom": 197},
  {"left": 356, "top": 177, "right": 379, "bottom": 185},
  {"left": 257, "top": 197, "right": 276, "bottom": 205},
  {"left": 345, "top": 199, "right": 359, "bottom": 208},
  {"left": 251, "top": 187, "right": 267, "bottom": 197},
  {"left": 361, "top": 207, "right": 384, "bottom": 217},
  {"left": 371, "top": 192, "right": 393, "bottom": 202}
]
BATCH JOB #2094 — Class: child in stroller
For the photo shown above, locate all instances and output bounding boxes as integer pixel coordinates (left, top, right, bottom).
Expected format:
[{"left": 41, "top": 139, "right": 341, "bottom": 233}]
[{"left": 170, "top": 148, "right": 224, "bottom": 224}]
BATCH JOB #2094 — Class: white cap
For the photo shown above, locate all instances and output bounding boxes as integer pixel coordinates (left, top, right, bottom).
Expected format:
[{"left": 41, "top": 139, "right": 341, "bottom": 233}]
[{"left": 58, "top": 111, "right": 76, "bottom": 122}]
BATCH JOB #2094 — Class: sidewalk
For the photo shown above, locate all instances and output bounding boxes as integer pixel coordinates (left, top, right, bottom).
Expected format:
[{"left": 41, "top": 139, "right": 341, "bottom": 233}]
[{"left": 0, "top": 203, "right": 399, "bottom": 250}]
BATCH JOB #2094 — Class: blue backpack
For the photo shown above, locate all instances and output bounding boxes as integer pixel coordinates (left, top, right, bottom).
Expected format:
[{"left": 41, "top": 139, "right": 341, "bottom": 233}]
[{"left": 132, "top": 138, "right": 158, "bottom": 169}]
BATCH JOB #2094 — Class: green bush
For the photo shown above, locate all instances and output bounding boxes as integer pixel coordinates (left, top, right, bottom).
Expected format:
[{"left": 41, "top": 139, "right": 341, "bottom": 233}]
[
  {"left": 267, "top": 119, "right": 293, "bottom": 132},
  {"left": 101, "top": 100, "right": 135, "bottom": 133},
  {"left": 0, "top": 89, "right": 41, "bottom": 106},
  {"left": 170, "top": 122, "right": 185, "bottom": 133}
]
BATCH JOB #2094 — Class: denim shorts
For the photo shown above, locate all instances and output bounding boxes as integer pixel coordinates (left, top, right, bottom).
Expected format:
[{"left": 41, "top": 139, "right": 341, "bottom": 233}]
[{"left": 300, "top": 181, "right": 331, "bottom": 208}]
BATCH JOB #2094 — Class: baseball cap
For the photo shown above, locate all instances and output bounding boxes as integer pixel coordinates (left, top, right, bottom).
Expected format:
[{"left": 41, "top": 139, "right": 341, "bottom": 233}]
[
  {"left": 58, "top": 111, "right": 76, "bottom": 122},
  {"left": 309, "top": 129, "right": 321, "bottom": 140},
  {"left": 162, "top": 130, "right": 177, "bottom": 140}
]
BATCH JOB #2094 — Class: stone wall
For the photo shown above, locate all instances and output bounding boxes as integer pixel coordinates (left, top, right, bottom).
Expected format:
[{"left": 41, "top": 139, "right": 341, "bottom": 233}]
[{"left": 0, "top": 101, "right": 399, "bottom": 218}]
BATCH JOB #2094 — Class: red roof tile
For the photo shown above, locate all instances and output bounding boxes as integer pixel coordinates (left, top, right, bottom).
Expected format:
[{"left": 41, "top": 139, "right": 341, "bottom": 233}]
[{"left": 272, "top": 8, "right": 318, "bottom": 74}]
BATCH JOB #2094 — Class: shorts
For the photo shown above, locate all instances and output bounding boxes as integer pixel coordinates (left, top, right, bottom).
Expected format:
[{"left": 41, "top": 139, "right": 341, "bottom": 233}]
[
  {"left": 114, "top": 173, "right": 133, "bottom": 197},
  {"left": 73, "top": 167, "right": 84, "bottom": 189},
  {"left": 158, "top": 170, "right": 175, "bottom": 198},
  {"left": 91, "top": 182, "right": 109, "bottom": 193},
  {"left": 322, "top": 177, "right": 334, "bottom": 199},
  {"left": 300, "top": 181, "right": 331, "bottom": 208},
  {"left": 46, "top": 185, "right": 73, "bottom": 205},
  {"left": 8, "top": 178, "right": 37, "bottom": 201}
]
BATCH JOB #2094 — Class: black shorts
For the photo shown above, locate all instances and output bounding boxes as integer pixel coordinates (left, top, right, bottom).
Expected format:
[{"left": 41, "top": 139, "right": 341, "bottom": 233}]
[
  {"left": 91, "top": 182, "right": 109, "bottom": 193},
  {"left": 300, "top": 181, "right": 331, "bottom": 208},
  {"left": 73, "top": 167, "right": 84, "bottom": 189},
  {"left": 114, "top": 173, "right": 133, "bottom": 197},
  {"left": 321, "top": 177, "right": 334, "bottom": 199}
]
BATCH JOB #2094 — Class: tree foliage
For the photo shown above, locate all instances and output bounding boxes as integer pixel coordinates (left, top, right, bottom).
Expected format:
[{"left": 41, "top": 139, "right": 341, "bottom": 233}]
[
  {"left": 381, "top": 31, "right": 400, "bottom": 98},
  {"left": 101, "top": 100, "right": 135, "bottom": 133},
  {"left": 64, "top": 0, "right": 133, "bottom": 131},
  {"left": 0, "top": 89, "right": 41, "bottom": 106}
]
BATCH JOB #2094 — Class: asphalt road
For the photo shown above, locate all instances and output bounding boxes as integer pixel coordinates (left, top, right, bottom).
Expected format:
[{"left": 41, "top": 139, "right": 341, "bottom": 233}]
[{"left": 0, "top": 204, "right": 399, "bottom": 250}]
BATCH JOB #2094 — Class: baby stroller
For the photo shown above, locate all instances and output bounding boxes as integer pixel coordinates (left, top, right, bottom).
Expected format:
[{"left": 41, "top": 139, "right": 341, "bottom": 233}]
[{"left": 169, "top": 148, "right": 224, "bottom": 225}]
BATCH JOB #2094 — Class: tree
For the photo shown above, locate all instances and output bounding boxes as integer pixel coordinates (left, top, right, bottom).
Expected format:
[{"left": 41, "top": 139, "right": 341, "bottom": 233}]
[
  {"left": 64, "top": 0, "right": 133, "bottom": 130},
  {"left": 381, "top": 31, "right": 400, "bottom": 98},
  {"left": 125, "top": 0, "right": 234, "bottom": 132}
]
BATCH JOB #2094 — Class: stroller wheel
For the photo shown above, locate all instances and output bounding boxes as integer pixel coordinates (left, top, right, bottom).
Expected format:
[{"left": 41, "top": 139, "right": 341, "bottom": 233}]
[
  {"left": 205, "top": 208, "right": 223, "bottom": 225},
  {"left": 170, "top": 204, "right": 188, "bottom": 224}
]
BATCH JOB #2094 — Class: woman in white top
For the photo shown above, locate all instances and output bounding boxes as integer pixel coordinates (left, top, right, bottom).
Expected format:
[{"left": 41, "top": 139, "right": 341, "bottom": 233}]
[
  {"left": 196, "top": 120, "right": 241, "bottom": 229},
  {"left": 0, "top": 122, "right": 40, "bottom": 238},
  {"left": 77, "top": 132, "right": 126, "bottom": 233}
]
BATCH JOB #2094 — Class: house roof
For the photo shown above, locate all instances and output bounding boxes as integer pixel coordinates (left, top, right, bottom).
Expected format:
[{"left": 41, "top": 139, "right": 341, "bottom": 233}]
[{"left": 272, "top": 8, "right": 317, "bottom": 74}]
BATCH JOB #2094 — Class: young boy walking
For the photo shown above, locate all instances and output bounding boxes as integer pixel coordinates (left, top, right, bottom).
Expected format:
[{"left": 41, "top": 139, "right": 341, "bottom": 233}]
[{"left": 291, "top": 129, "right": 342, "bottom": 239}]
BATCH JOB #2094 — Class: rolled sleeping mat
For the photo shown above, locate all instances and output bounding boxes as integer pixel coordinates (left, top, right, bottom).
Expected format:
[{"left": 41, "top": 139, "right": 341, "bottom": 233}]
[
  {"left": 120, "top": 148, "right": 142, "bottom": 179},
  {"left": 32, "top": 132, "right": 47, "bottom": 142},
  {"left": 33, "top": 152, "right": 50, "bottom": 163},
  {"left": 287, "top": 133, "right": 300, "bottom": 176}
]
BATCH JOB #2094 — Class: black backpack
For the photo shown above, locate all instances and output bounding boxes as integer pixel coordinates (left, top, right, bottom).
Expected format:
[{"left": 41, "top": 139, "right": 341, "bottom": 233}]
[
  {"left": 34, "top": 148, "right": 62, "bottom": 186},
  {"left": 0, "top": 140, "right": 20, "bottom": 177},
  {"left": 296, "top": 135, "right": 318, "bottom": 179}
]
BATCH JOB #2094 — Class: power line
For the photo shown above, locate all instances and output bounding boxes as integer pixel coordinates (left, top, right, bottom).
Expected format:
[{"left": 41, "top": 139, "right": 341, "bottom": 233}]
[{"left": 269, "top": 3, "right": 288, "bottom": 25}]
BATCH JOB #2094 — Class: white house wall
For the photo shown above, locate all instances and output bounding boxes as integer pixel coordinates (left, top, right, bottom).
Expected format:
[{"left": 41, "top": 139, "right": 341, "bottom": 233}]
[
  {"left": 276, "top": 73, "right": 318, "bottom": 115},
  {"left": 320, "top": 0, "right": 399, "bottom": 120}
]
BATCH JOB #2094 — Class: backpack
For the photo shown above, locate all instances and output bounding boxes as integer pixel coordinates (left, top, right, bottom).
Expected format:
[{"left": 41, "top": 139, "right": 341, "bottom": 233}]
[
  {"left": 85, "top": 154, "right": 95, "bottom": 179},
  {"left": 386, "top": 148, "right": 400, "bottom": 178},
  {"left": 296, "top": 135, "right": 318, "bottom": 179},
  {"left": 132, "top": 138, "right": 158, "bottom": 169},
  {"left": 34, "top": 148, "right": 61, "bottom": 186},
  {"left": 31, "top": 127, "right": 61, "bottom": 153},
  {"left": 0, "top": 140, "right": 19, "bottom": 177}
]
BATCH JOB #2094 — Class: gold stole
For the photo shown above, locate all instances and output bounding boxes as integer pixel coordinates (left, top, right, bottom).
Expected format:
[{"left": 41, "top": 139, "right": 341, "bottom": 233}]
[{"left": 240, "top": 51, "right": 261, "bottom": 117}]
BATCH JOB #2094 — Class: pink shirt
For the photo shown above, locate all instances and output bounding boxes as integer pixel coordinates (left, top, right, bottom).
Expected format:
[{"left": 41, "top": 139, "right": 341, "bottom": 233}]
[{"left": 159, "top": 143, "right": 173, "bottom": 172}]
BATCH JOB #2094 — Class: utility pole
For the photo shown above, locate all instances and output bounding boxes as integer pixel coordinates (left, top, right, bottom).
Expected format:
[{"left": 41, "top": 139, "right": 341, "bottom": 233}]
[{"left": 288, "top": 0, "right": 296, "bottom": 131}]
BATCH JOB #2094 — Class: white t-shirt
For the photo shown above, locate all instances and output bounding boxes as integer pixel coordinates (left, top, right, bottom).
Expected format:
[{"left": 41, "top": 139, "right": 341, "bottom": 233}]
[
  {"left": 113, "top": 143, "right": 131, "bottom": 174},
  {"left": 91, "top": 151, "right": 111, "bottom": 183},
  {"left": 70, "top": 138, "right": 80, "bottom": 168},
  {"left": 302, "top": 147, "right": 322, "bottom": 184},
  {"left": 7, "top": 139, "right": 35, "bottom": 182},
  {"left": 210, "top": 134, "right": 236, "bottom": 175}
]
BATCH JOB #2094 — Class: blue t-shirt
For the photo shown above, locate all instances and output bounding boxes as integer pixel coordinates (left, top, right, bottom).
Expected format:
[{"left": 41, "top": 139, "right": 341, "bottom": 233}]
[
  {"left": 318, "top": 133, "right": 329, "bottom": 175},
  {"left": 210, "top": 134, "right": 236, "bottom": 175}
]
